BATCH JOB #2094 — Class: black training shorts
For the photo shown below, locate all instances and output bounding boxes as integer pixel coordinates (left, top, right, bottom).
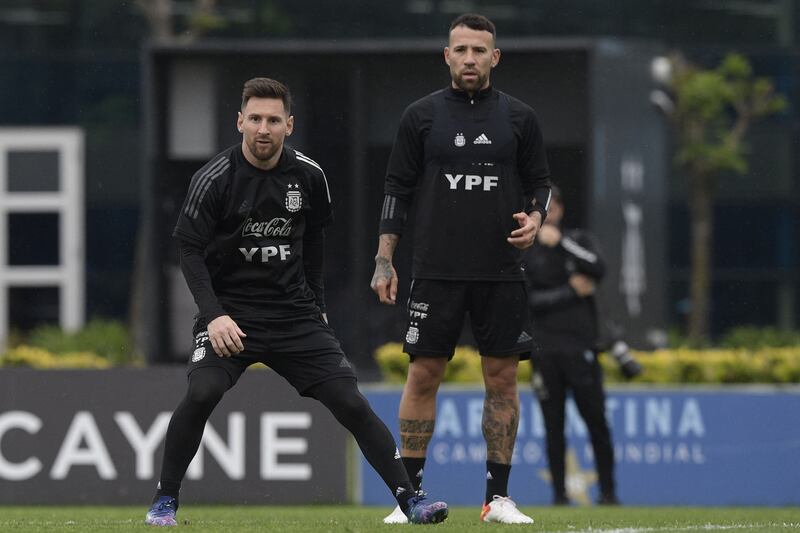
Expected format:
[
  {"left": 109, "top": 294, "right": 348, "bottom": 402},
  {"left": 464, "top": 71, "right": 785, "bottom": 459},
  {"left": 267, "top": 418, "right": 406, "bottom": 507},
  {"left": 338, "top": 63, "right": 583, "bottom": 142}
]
[
  {"left": 186, "top": 314, "right": 356, "bottom": 395},
  {"left": 403, "top": 279, "right": 533, "bottom": 359}
]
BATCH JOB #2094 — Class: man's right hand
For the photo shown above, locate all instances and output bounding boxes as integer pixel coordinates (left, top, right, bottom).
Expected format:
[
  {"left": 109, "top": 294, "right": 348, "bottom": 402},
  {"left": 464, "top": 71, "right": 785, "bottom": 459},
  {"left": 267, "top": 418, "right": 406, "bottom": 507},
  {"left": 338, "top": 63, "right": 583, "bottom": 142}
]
[
  {"left": 371, "top": 256, "right": 398, "bottom": 305},
  {"left": 207, "top": 315, "right": 247, "bottom": 357}
]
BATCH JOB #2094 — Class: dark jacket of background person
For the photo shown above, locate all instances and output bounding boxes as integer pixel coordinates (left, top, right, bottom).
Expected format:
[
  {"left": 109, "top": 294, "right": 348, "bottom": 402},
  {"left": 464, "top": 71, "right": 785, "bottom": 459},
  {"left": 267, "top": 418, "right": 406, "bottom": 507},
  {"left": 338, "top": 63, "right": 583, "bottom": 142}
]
[
  {"left": 524, "top": 229, "right": 605, "bottom": 352},
  {"left": 521, "top": 217, "right": 618, "bottom": 505}
]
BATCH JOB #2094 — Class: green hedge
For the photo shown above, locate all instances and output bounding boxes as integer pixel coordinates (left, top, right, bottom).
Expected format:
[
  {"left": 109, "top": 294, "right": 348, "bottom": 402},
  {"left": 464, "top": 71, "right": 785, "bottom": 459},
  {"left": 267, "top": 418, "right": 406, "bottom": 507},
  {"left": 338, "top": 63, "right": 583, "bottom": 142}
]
[
  {"left": 374, "top": 342, "right": 800, "bottom": 384},
  {"left": 0, "top": 345, "right": 111, "bottom": 369},
  {"left": 1, "top": 319, "right": 139, "bottom": 369}
]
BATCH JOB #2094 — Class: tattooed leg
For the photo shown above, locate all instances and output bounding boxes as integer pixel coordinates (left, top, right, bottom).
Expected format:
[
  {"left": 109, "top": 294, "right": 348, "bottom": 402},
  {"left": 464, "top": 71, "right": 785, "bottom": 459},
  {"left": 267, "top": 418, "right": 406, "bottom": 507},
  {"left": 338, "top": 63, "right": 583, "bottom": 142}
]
[
  {"left": 400, "top": 419, "right": 436, "bottom": 455},
  {"left": 481, "top": 357, "right": 521, "bottom": 463},
  {"left": 482, "top": 389, "right": 520, "bottom": 463},
  {"left": 398, "top": 357, "right": 447, "bottom": 457}
]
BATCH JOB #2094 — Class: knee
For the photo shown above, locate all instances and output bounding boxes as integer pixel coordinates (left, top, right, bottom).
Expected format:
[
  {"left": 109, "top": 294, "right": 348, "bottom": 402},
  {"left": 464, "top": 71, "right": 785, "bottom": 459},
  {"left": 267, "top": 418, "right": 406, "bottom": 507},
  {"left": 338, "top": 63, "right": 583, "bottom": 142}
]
[
  {"left": 185, "top": 377, "right": 227, "bottom": 407},
  {"left": 332, "top": 390, "right": 372, "bottom": 419},
  {"left": 484, "top": 364, "right": 519, "bottom": 396},
  {"left": 327, "top": 392, "right": 376, "bottom": 431},
  {"left": 311, "top": 380, "right": 371, "bottom": 419},
  {"left": 405, "top": 359, "right": 446, "bottom": 398}
]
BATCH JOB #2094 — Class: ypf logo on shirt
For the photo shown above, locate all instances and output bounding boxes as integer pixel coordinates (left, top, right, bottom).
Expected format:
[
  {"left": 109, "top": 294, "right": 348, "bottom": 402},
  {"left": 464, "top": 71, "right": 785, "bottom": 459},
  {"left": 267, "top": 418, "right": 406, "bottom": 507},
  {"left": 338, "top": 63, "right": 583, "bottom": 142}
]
[
  {"left": 444, "top": 173, "right": 499, "bottom": 191},
  {"left": 285, "top": 183, "right": 302, "bottom": 212}
]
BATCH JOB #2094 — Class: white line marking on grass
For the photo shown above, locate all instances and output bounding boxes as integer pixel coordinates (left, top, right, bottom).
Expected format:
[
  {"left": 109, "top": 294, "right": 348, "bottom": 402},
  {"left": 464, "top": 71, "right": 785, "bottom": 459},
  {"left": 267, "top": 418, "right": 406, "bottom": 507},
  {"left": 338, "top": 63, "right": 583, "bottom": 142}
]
[{"left": 543, "top": 524, "right": 791, "bottom": 533}]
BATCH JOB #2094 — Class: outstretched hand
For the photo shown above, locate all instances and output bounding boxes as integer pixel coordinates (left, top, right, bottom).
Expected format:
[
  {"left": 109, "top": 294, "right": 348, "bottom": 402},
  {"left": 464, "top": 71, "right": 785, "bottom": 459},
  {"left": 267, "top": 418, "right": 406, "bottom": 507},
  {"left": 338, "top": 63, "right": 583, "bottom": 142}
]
[
  {"left": 507, "top": 211, "right": 542, "bottom": 250},
  {"left": 207, "top": 315, "right": 247, "bottom": 357}
]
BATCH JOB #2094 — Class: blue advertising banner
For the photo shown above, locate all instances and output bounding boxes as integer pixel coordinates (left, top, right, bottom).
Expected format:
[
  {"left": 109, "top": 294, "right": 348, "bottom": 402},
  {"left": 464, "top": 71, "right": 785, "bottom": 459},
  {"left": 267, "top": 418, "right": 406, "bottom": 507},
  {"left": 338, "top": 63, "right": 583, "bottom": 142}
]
[{"left": 359, "top": 386, "right": 800, "bottom": 506}]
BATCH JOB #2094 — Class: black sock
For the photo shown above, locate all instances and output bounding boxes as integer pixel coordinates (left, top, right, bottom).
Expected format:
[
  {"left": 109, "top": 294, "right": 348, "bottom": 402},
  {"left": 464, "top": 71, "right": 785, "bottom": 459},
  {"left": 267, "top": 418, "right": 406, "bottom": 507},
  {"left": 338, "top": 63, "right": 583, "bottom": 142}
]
[
  {"left": 397, "top": 489, "right": 416, "bottom": 515},
  {"left": 402, "top": 457, "right": 426, "bottom": 492},
  {"left": 154, "top": 480, "right": 180, "bottom": 505},
  {"left": 485, "top": 461, "right": 511, "bottom": 503}
]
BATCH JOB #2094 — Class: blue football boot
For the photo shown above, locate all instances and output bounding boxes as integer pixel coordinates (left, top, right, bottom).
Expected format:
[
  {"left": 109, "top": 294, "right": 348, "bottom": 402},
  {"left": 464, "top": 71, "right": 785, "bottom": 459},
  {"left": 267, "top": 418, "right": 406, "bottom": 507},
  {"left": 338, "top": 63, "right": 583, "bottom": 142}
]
[
  {"left": 145, "top": 496, "right": 178, "bottom": 526},
  {"left": 406, "top": 491, "right": 448, "bottom": 524}
]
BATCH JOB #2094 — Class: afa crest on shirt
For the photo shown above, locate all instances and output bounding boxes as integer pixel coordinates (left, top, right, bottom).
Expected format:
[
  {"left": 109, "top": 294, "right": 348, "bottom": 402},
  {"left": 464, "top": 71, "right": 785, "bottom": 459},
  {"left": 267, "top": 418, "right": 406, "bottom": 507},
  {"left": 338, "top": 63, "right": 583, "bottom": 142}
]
[
  {"left": 454, "top": 132, "right": 466, "bottom": 147},
  {"left": 285, "top": 183, "right": 302, "bottom": 212}
]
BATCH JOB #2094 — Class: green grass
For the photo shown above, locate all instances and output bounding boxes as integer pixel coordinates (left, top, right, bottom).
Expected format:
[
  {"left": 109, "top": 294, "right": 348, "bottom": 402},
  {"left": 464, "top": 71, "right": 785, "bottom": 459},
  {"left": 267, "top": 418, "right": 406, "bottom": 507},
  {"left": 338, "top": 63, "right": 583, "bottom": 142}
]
[{"left": 1, "top": 505, "right": 799, "bottom": 532}]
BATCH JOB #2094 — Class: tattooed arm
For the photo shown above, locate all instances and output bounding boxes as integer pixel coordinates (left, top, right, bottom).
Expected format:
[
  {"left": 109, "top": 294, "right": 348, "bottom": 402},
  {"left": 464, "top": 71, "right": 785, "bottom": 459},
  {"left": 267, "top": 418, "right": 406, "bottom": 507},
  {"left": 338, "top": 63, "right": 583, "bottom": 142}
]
[{"left": 371, "top": 233, "right": 400, "bottom": 305}]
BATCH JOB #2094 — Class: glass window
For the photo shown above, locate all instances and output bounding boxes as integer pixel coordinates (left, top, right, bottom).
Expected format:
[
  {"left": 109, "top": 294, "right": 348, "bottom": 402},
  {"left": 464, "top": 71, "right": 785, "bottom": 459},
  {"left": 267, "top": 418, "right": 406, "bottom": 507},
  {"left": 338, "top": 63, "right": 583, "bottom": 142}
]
[
  {"left": 7, "top": 150, "right": 59, "bottom": 192},
  {"left": 8, "top": 212, "right": 60, "bottom": 265},
  {"left": 8, "top": 286, "right": 59, "bottom": 332}
]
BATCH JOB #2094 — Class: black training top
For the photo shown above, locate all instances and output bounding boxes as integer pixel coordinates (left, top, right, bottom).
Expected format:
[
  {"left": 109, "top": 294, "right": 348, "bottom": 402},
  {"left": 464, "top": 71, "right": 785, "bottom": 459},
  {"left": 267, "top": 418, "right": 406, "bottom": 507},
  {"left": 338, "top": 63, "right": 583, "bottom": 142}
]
[
  {"left": 522, "top": 228, "right": 605, "bottom": 352},
  {"left": 382, "top": 86, "right": 550, "bottom": 281},
  {"left": 173, "top": 144, "right": 332, "bottom": 319}
]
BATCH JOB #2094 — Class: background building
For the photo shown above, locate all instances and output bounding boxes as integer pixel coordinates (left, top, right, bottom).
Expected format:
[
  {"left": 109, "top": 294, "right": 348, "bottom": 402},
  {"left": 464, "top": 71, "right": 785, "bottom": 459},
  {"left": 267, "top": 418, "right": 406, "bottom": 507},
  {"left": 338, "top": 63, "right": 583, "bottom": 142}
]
[{"left": 0, "top": 0, "right": 797, "bottom": 373}]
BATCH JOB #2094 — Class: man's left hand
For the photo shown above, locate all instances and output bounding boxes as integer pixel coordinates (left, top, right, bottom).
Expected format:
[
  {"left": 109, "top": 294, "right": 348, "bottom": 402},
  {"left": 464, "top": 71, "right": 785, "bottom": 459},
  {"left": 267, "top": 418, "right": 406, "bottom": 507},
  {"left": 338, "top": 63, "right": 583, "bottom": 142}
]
[{"left": 507, "top": 211, "right": 542, "bottom": 250}]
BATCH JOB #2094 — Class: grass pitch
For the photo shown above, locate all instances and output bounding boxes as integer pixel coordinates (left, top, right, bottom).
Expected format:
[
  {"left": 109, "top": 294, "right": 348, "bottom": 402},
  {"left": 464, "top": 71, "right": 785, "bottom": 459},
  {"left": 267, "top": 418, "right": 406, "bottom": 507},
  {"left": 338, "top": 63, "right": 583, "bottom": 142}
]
[{"left": 1, "top": 505, "right": 798, "bottom": 532}]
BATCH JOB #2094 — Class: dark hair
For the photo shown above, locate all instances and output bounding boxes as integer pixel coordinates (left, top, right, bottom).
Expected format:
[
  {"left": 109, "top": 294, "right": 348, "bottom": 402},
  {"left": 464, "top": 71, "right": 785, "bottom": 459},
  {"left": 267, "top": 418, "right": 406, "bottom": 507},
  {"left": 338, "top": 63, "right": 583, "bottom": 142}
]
[
  {"left": 449, "top": 13, "right": 496, "bottom": 41},
  {"left": 241, "top": 77, "right": 292, "bottom": 114}
]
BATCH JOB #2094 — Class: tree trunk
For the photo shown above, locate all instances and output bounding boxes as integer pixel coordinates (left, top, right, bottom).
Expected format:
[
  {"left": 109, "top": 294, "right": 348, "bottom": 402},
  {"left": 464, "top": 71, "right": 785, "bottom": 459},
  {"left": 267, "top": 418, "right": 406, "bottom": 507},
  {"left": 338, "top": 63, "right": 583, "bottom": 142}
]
[
  {"left": 687, "top": 175, "right": 714, "bottom": 345},
  {"left": 136, "top": 0, "right": 173, "bottom": 42}
]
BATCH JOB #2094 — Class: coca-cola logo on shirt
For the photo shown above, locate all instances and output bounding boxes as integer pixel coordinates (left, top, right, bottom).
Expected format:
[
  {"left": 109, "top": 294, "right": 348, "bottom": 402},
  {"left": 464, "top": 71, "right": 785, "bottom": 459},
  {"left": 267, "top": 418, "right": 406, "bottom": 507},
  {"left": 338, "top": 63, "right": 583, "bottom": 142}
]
[{"left": 242, "top": 217, "right": 294, "bottom": 238}]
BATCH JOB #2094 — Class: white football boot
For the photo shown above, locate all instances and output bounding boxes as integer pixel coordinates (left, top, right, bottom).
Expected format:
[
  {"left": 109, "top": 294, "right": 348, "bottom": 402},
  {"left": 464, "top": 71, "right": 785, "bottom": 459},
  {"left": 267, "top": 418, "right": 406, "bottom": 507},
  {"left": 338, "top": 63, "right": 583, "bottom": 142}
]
[
  {"left": 479, "top": 495, "right": 534, "bottom": 524},
  {"left": 383, "top": 504, "right": 409, "bottom": 524}
]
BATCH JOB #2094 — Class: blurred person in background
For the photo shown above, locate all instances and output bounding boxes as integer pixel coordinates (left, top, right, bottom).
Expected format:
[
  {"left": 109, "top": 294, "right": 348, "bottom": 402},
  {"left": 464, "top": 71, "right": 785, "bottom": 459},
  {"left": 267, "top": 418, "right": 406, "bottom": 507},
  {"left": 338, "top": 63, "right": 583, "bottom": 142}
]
[
  {"left": 145, "top": 77, "right": 448, "bottom": 526},
  {"left": 370, "top": 12, "right": 551, "bottom": 524},
  {"left": 521, "top": 185, "right": 620, "bottom": 506}
]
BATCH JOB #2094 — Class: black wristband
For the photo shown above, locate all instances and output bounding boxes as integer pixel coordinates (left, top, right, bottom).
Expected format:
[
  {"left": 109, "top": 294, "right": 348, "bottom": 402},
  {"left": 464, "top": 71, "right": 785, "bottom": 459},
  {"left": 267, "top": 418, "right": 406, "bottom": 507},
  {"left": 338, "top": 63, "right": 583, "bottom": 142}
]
[{"left": 526, "top": 202, "right": 547, "bottom": 223}]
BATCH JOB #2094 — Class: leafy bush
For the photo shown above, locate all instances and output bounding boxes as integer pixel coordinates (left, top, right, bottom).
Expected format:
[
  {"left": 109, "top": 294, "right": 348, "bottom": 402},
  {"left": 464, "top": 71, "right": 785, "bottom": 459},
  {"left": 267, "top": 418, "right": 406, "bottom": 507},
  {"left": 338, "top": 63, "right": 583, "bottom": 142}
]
[
  {"left": 720, "top": 326, "right": 800, "bottom": 349},
  {"left": 2, "top": 319, "right": 139, "bottom": 368},
  {"left": 1, "top": 345, "right": 111, "bottom": 369},
  {"left": 374, "top": 342, "right": 800, "bottom": 384},
  {"left": 374, "top": 343, "right": 532, "bottom": 384},
  {"left": 22, "top": 319, "right": 136, "bottom": 365}
]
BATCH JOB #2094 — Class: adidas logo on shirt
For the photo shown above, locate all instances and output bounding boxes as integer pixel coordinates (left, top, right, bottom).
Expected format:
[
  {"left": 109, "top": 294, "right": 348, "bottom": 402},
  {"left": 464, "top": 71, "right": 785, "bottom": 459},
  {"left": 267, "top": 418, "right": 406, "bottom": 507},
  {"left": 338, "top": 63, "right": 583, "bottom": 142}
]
[{"left": 473, "top": 133, "right": 492, "bottom": 145}]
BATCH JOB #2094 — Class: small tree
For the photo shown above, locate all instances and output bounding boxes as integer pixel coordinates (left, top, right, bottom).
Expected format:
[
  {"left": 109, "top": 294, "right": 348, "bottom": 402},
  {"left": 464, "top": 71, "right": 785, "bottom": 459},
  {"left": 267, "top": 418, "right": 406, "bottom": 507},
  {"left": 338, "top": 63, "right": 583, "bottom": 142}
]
[{"left": 659, "top": 53, "right": 786, "bottom": 345}]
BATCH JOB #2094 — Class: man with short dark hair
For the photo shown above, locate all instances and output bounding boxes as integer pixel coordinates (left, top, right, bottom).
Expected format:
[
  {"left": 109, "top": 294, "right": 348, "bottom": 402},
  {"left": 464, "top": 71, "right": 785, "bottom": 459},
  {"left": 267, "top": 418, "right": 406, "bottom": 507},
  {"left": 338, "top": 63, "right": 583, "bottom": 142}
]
[
  {"left": 371, "top": 13, "right": 551, "bottom": 525},
  {"left": 145, "top": 77, "right": 448, "bottom": 526}
]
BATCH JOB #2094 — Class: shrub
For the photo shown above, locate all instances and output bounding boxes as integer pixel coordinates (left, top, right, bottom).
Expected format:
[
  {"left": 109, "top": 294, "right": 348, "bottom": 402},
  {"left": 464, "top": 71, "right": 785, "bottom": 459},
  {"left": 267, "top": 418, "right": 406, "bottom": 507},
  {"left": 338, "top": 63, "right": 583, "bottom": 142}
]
[
  {"left": 720, "top": 326, "right": 800, "bottom": 349},
  {"left": 22, "top": 319, "right": 136, "bottom": 365},
  {"left": 0, "top": 345, "right": 111, "bottom": 369},
  {"left": 375, "top": 343, "right": 800, "bottom": 384}
]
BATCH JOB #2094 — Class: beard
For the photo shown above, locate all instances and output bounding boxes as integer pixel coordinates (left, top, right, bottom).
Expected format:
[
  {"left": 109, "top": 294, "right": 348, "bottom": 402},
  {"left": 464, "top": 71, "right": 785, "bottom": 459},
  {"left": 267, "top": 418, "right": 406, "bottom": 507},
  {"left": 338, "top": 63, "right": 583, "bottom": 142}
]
[
  {"left": 246, "top": 136, "right": 280, "bottom": 162},
  {"left": 453, "top": 70, "right": 488, "bottom": 92}
]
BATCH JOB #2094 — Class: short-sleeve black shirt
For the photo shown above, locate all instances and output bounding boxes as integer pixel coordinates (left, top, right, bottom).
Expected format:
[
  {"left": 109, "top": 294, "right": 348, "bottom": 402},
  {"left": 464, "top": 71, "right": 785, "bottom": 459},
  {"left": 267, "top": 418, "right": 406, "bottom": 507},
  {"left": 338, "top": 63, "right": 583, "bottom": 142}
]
[{"left": 173, "top": 144, "right": 332, "bottom": 318}]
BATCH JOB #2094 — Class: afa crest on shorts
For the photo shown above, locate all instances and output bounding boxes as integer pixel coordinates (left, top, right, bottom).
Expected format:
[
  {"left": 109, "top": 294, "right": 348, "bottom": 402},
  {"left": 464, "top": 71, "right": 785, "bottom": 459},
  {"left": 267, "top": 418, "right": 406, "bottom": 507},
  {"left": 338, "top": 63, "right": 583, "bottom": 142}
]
[
  {"left": 285, "top": 183, "right": 302, "bottom": 212},
  {"left": 406, "top": 324, "right": 420, "bottom": 344}
]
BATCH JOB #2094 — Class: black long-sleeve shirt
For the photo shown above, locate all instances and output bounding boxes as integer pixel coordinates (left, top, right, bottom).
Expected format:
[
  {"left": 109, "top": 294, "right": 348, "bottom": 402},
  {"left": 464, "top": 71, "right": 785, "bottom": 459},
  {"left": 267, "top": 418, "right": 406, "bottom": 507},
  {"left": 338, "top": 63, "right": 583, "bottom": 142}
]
[
  {"left": 173, "top": 144, "right": 332, "bottom": 322},
  {"left": 522, "top": 228, "right": 605, "bottom": 352},
  {"left": 380, "top": 86, "right": 551, "bottom": 281}
]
